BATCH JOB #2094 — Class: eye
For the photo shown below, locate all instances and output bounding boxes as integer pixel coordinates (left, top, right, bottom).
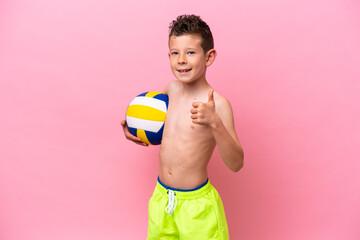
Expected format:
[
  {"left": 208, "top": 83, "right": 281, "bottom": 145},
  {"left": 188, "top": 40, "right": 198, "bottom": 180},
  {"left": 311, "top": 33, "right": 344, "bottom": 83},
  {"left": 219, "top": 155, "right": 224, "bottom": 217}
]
[
  {"left": 188, "top": 51, "right": 195, "bottom": 55},
  {"left": 171, "top": 52, "right": 178, "bottom": 55}
]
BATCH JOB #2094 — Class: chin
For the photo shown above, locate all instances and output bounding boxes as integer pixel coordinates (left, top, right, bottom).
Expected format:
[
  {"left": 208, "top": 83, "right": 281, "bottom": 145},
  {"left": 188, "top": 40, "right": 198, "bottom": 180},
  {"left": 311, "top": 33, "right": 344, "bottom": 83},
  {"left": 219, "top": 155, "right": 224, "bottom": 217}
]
[{"left": 176, "top": 77, "right": 196, "bottom": 84}]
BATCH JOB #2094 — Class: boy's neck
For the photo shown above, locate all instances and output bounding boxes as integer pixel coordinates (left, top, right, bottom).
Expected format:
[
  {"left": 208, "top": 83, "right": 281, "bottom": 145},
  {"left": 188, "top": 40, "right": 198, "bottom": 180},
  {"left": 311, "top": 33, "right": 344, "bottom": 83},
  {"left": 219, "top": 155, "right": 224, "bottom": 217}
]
[{"left": 182, "top": 77, "right": 211, "bottom": 97}]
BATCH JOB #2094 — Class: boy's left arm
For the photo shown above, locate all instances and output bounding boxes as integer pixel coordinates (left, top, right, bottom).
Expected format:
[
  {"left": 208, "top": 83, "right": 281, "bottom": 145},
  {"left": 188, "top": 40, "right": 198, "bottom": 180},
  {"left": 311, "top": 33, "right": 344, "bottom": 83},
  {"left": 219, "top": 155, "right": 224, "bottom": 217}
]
[{"left": 191, "top": 90, "right": 244, "bottom": 172}]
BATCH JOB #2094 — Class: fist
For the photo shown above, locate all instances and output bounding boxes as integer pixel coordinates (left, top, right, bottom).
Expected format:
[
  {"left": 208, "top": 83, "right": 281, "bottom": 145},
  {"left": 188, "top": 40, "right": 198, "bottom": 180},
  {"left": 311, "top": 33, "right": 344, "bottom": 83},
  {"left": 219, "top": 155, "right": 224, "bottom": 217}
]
[{"left": 190, "top": 89, "right": 218, "bottom": 127}]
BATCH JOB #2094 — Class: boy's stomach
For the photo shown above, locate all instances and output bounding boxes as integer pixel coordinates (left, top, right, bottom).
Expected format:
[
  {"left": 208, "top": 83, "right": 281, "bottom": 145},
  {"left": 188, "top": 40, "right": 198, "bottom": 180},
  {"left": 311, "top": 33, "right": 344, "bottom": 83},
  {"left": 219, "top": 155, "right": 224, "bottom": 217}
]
[{"left": 158, "top": 134, "right": 216, "bottom": 189}]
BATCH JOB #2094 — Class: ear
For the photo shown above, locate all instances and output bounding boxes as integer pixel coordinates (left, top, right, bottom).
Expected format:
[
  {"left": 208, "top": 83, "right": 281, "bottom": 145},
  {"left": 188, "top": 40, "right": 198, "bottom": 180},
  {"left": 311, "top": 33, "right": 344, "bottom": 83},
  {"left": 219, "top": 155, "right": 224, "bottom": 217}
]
[
  {"left": 205, "top": 49, "right": 217, "bottom": 67},
  {"left": 168, "top": 52, "right": 171, "bottom": 59}
]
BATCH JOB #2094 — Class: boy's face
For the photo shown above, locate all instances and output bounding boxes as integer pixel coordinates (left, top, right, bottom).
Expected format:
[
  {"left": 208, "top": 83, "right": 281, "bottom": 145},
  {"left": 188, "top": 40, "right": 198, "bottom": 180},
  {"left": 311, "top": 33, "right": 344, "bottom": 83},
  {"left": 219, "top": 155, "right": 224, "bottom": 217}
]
[{"left": 168, "top": 34, "right": 213, "bottom": 84}]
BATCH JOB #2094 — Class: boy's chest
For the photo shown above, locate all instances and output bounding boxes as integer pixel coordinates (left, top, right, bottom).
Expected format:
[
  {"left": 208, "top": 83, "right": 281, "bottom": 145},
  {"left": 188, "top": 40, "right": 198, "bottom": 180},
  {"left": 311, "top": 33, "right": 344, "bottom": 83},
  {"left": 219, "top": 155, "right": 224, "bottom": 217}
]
[{"left": 165, "top": 97, "right": 207, "bottom": 133}]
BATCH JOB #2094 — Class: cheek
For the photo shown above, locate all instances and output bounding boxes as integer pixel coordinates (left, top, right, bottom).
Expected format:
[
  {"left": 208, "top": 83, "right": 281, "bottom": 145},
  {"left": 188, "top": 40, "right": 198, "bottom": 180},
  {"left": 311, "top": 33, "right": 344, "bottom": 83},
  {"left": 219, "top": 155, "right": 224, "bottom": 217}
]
[{"left": 193, "top": 60, "right": 205, "bottom": 71}]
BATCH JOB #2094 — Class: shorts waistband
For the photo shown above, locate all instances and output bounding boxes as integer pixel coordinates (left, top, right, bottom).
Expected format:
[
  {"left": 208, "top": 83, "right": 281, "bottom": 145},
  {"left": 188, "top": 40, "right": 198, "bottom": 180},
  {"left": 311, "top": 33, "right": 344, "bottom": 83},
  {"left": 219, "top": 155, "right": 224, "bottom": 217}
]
[{"left": 156, "top": 177, "right": 212, "bottom": 200}]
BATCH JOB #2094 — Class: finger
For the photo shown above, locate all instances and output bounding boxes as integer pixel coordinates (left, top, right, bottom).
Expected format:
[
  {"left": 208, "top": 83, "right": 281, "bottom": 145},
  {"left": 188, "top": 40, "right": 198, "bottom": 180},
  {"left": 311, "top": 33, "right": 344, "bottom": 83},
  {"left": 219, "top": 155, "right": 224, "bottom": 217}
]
[
  {"left": 135, "top": 141, "right": 149, "bottom": 147},
  {"left": 130, "top": 136, "right": 148, "bottom": 145},
  {"left": 190, "top": 108, "right": 198, "bottom": 114},
  {"left": 192, "top": 102, "right": 201, "bottom": 108},
  {"left": 126, "top": 134, "right": 142, "bottom": 142},
  {"left": 192, "top": 119, "right": 199, "bottom": 124},
  {"left": 191, "top": 113, "right": 198, "bottom": 119},
  {"left": 208, "top": 89, "right": 215, "bottom": 103}
]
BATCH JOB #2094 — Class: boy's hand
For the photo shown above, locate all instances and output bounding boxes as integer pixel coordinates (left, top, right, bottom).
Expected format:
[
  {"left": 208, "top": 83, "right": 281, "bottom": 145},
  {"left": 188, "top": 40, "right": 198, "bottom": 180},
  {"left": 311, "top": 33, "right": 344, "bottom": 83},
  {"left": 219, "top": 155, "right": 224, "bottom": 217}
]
[
  {"left": 121, "top": 119, "right": 149, "bottom": 146},
  {"left": 190, "top": 89, "right": 220, "bottom": 128}
]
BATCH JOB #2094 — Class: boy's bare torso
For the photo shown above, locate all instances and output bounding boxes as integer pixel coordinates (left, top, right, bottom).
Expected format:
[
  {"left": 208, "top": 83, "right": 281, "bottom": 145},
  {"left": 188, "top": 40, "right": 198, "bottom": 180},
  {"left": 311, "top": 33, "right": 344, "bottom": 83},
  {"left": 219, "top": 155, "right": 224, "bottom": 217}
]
[{"left": 159, "top": 81, "right": 218, "bottom": 189}]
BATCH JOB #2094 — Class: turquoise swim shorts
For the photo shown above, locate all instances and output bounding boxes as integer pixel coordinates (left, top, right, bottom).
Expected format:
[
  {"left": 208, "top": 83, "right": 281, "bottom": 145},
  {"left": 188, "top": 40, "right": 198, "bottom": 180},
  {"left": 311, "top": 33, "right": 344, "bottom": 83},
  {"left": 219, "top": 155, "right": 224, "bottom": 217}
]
[{"left": 147, "top": 177, "right": 229, "bottom": 240}]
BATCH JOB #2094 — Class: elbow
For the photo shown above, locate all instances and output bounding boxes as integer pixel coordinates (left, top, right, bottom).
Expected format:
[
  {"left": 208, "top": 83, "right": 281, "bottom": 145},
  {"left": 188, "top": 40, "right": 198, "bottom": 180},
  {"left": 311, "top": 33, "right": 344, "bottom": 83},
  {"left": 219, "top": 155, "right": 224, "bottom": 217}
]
[
  {"left": 231, "top": 156, "right": 244, "bottom": 173},
  {"left": 232, "top": 151, "right": 244, "bottom": 172},
  {"left": 231, "top": 161, "right": 243, "bottom": 172}
]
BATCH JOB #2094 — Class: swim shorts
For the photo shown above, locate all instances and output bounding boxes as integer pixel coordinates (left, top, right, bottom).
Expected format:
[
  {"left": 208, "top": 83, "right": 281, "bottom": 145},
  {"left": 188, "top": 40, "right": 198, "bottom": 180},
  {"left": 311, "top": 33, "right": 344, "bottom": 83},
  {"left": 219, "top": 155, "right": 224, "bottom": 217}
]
[{"left": 147, "top": 177, "right": 229, "bottom": 240}]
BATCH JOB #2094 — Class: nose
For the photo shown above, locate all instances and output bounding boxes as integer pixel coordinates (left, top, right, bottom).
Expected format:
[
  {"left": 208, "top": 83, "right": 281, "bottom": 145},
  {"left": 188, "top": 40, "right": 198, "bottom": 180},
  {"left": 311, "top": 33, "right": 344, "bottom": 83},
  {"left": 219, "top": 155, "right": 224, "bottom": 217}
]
[{"left": 178, "top": 53, "right": 187, "bottom": 64}]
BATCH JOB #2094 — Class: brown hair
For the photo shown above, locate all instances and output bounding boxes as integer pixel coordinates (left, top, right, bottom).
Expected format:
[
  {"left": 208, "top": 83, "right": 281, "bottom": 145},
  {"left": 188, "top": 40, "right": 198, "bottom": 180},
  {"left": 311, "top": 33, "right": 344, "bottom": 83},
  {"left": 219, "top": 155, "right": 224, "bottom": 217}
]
[{"left": 169, "top": 14, "right": 214, "bottom": 54}]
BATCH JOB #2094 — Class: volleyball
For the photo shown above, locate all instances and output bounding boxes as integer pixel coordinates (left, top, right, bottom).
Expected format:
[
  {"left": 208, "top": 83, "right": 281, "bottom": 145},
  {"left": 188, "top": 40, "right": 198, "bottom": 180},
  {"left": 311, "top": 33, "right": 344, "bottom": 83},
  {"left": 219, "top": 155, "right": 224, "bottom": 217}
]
[{"left": 125, "top": 91, "right": 169, "bottom": 145}]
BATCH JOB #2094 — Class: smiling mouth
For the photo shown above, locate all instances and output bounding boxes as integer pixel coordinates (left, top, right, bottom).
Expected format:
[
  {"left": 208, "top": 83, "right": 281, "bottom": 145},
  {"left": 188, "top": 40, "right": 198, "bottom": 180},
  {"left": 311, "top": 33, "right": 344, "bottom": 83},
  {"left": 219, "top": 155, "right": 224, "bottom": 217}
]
[{"left": 177, "top": 68, "right": 192, "bottom": 73}]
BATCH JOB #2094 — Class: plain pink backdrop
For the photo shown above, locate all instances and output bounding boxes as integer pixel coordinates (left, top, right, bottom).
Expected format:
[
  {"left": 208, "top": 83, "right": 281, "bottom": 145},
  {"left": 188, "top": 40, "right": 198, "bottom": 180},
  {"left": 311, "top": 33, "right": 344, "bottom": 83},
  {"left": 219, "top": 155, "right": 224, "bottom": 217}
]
[{"left": 1, "top": 0, "right": 360, "bottom": 239}]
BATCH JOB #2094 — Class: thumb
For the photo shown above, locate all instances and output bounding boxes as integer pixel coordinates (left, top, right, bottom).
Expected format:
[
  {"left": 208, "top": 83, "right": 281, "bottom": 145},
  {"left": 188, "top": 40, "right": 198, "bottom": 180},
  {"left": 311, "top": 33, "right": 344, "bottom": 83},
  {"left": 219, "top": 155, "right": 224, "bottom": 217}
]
[{"left": 208, "top": 89, "right": 215, "bottom": 104}]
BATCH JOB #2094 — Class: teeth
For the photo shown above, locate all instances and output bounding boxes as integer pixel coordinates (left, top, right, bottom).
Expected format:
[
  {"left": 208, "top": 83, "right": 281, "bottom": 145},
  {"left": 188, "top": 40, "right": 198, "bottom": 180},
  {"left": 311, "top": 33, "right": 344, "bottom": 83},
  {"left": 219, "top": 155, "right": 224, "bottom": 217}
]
[{"left": 179, "top": 69, "right": 191, "bottom": 72}]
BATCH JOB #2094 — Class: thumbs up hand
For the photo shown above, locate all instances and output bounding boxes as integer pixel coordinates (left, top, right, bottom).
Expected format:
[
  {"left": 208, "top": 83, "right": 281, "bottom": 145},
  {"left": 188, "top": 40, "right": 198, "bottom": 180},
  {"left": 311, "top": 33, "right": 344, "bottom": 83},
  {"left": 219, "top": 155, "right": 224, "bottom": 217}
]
[{"left": 190, "top": 89, "right": 219, "bottom": 128}]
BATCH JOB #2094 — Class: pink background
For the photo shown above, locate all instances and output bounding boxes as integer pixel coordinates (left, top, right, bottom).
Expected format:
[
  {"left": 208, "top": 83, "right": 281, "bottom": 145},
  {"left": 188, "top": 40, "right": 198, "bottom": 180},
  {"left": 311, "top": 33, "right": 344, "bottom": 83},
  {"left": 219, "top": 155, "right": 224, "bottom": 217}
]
[{"left": 1, "top": 0, "right": 360, "bottom": 239}]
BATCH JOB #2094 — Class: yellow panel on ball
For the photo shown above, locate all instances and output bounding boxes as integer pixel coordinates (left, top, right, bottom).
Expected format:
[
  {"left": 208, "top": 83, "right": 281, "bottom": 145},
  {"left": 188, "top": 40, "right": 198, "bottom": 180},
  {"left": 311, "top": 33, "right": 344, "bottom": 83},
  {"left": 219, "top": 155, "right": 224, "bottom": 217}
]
[{"left": 126, "top": 105, "right": 166, "bottom": 121}]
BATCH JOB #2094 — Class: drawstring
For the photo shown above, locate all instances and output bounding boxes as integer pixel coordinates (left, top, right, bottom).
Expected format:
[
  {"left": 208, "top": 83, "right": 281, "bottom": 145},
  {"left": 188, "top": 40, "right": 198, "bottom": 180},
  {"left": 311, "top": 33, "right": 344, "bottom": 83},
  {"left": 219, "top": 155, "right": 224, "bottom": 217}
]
[{"left": 165, "top": 190, "right": 177, "bottom": 216}]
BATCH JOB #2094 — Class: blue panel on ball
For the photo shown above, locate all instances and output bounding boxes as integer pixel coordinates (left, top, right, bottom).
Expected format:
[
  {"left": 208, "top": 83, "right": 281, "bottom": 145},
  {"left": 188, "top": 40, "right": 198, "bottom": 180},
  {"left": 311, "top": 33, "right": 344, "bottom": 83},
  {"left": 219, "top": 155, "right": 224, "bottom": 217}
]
[
  {"left": 137, "top": 92, "right": 148, "bottom": 97},
  {"left": 128, "top": 127, "right": 138, "bottom": 137},
  {"left": 153, "top": 93, "right": 169, "bottom": 109},
  {"left": 145, "top": 124, "right": 164, "bottom": 145}
]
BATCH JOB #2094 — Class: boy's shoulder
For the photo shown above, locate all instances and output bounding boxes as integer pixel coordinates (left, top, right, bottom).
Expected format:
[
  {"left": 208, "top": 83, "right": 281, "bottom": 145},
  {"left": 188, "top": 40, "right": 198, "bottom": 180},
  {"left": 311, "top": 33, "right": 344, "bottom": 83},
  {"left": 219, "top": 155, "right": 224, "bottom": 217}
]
[
  {"left": 163, "top": 80, "right": 182, "bottom": 95},
  {"left": 213, "top": 91, "right": 232, "bottom": 114}
]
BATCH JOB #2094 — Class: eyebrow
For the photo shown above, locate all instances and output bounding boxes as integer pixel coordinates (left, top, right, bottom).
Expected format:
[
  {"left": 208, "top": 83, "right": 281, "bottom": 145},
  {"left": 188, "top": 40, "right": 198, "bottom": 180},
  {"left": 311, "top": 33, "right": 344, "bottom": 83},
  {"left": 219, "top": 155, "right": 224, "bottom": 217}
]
[{"left": 170, "top": 48, "right": 197, "bottom": 51}]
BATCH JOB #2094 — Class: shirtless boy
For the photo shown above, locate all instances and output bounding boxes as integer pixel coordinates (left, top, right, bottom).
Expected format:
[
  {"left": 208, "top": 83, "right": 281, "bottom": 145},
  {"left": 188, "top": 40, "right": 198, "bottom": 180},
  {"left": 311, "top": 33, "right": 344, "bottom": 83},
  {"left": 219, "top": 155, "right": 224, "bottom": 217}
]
[{"left": 121, "top": 14, "right": 244, "bottom": 240}]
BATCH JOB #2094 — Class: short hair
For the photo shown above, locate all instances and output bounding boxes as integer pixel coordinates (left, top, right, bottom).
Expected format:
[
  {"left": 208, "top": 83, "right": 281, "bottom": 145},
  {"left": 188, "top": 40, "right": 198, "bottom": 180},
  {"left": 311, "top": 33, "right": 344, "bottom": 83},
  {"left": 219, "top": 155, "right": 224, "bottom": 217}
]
[{"left": 169, "top": 14, "right": 214, "bottom": 54}]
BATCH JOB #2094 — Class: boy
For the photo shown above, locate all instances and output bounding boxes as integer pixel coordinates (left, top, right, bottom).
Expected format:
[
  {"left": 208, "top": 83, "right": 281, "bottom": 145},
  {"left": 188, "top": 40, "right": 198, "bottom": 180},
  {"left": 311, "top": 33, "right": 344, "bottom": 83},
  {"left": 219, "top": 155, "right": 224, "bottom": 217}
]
[{"left": 121, "top": 14, "right": 244, "bottom": 240}]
